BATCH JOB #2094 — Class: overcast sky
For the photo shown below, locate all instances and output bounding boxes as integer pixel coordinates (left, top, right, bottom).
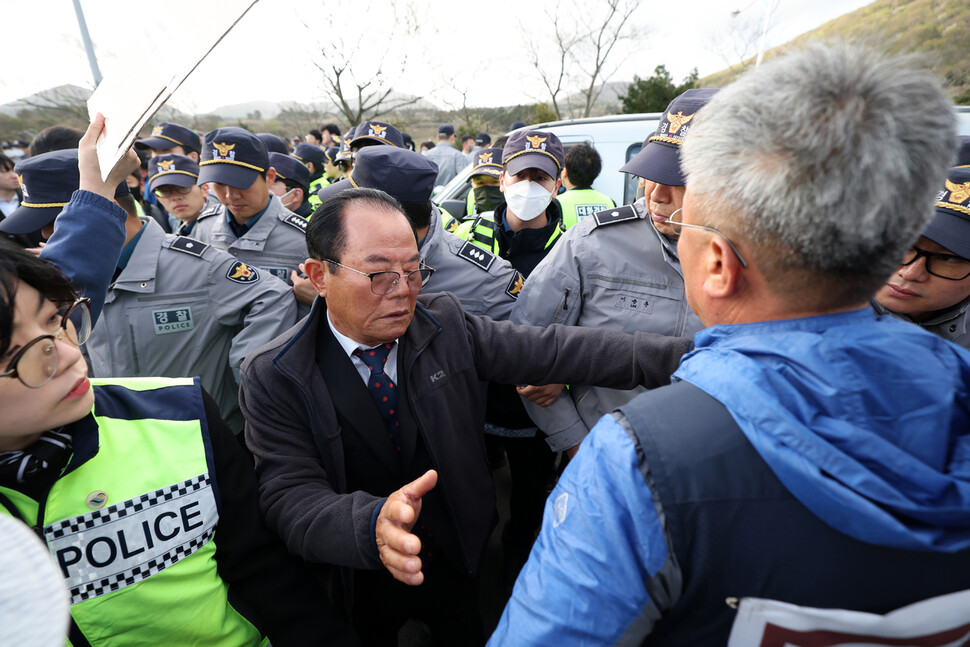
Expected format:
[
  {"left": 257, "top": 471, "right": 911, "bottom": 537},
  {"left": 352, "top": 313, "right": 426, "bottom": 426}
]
[{"left": 4, "top": 0, "right": 874, "bottom": 115}]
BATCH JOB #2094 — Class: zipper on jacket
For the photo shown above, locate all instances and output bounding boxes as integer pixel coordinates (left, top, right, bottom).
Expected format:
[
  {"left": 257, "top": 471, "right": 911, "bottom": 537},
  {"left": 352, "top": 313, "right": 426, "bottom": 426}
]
[{"left": 562, "top": 288, "right": 569, "bottom": 312}]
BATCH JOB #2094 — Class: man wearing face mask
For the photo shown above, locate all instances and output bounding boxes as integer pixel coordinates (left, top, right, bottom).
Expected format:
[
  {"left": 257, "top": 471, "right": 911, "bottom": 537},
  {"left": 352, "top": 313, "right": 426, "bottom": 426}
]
[
  {"left": 510, "top": 90, "right": 716, "bottom": 457},
  {"left": 453, "top": 130, "right": 568, "bottom": 585}
]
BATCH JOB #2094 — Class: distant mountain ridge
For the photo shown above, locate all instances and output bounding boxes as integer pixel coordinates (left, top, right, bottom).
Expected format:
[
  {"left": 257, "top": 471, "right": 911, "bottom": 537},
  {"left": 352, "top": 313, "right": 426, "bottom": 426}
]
[{"left": 700, "top": 0, "right": 970, "bottom": 102}]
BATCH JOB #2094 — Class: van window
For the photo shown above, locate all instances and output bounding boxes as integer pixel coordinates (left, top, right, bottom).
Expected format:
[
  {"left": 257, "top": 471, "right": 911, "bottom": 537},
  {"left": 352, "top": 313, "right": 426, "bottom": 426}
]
[{"left": 623, "top": 143, "right": 642, "bottom": 205}]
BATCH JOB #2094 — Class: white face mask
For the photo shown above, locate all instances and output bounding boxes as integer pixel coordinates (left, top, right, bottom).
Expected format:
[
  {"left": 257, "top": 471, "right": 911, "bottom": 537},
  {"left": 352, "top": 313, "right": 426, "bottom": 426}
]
[{"left": 504, "top": 179, "right": 553, "bottom": 222}]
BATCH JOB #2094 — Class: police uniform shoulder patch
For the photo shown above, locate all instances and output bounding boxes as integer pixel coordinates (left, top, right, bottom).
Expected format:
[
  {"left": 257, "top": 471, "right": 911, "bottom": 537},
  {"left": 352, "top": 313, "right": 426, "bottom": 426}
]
[
  {"left": 282, "top": 213, "right": 308, "bottom": 232},
  {"left": 457, "top": 240, "right": 495, "bottom": 271},
  {"left": 169, "top": 236, "right": 209, "bottom": 258},
  {"left": 226, "top": 261, "right": 260, "bottom": 284},
  {"left": 197, "top": 203, "right": 221, "bottom": 220},
  {"left": 506, "top": 271, "right": 524, "bottom": 299},
  {"left": 592, "top": 205, "right": 638, "bottom": 227}
]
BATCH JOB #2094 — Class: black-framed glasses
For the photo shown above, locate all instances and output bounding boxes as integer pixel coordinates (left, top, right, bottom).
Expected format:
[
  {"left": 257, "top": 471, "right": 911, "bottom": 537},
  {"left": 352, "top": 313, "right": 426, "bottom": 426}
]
[
  {"left": 0, "top": 298, "right": 91, "bottom": 388},
  {"left": 902, "top": 246, "right": 970, "bottom": 280},
  {"left": 323, "top": 260, "right": 435, "bottom": 295},
  {"left": 664, "top": 208, "right": 749, "bottom": 268},
  {"left": 152, "top": 185, "right": 193, "bottom": 198}
]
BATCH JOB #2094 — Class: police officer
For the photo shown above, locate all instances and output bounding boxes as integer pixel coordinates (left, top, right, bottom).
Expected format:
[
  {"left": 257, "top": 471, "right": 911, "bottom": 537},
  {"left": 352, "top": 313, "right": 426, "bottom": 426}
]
[
  {"left": 423, "top": 124, "right": 468, "bottom": 187},
  {"left": 556, "top": 141, "right": 616, "bottom": 226},
  {"left": 510, "top": 89, "right": 715, "bottom": 455},
  {"left": 349, "top": 120, "right": 404, "bottom": 151},
  {"left": 257, "top": 133, "right": 290, "bottom": 154},
  {"left": 268, "top": 152, "right": 313, "bottom": 218},
  {"left": 192, "top": 127, "right": 310, "bottom": 306},
  {"left": 454, "top": 130, "right": 567, "bottom": 270},
  {"left": 293, "top": 143, "right": 330, "bottom": 210},
  {"left": 455, "top": 146, "right": 506, "bottom": 224},
  {"left": 0, "top": 149, "right": 129, "bottom": 242},
  {"left": 873, "top": 166, "right": 970, "bottom": 351},
  {"left": 135, "top": 122, "right": 202, "bottom": 161},
  {"left": 85, "top": 178, "right": 298, "bottom": 432},
  {"left": 147, "top": 154, "right": 220, "bottom": 237},
  {"left": 315, "top": 145, "right": 523, "bottom": 320}
]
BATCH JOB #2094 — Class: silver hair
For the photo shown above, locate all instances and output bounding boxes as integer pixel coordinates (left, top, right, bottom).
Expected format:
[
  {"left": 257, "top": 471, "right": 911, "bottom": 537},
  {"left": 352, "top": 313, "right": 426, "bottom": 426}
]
[{"left": 681, "top": 42, "right": 957, "bottom": 302}]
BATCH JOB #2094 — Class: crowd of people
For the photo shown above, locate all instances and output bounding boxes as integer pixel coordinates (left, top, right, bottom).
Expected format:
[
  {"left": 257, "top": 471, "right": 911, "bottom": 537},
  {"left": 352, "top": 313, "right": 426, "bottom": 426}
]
[{"left": 1, "top": 41, "right": 970, "bottom": 646}]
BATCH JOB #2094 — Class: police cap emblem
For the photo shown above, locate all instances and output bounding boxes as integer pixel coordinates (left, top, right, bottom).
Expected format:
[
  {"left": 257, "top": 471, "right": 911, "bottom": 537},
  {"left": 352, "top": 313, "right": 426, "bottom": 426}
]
[{"left": 945, "top": 179, "right": 970, "bottom": 205}]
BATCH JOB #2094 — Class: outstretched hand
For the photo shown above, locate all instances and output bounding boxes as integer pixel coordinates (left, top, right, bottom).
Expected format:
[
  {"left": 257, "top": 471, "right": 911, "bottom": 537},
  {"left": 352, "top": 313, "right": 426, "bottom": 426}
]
[
  {"left": 374, "top": 470, "right": 438, "bottom": 586},
  {"left": 78, "top": 113, "right": 140, "bottom": 200}
]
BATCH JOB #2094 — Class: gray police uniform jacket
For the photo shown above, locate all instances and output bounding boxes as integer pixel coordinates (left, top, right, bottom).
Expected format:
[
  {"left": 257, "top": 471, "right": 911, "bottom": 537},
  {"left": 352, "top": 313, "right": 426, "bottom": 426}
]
[
  {"left": 85, "top": 218, "right": 298, "bottom": 432},
  {"left": 420, "top": 204, "right": 523, "bottom": 321},
  {"left": 871, "top": 297, "right": 970, "bottom": 352},
  {"left": 423, "top": 142, "right": 468, "bottom": 187},
  {"left": 511, "top": 200, "right": 703, "bottom": 451},
  {"left": 192, "top": 194, "right": 308, "bottom": 287}
]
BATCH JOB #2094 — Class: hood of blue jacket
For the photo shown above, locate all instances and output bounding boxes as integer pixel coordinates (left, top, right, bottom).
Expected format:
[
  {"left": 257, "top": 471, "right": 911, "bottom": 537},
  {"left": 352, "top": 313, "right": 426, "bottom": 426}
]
[{"left": 674, "top": 308, "right": 970, "bottom": 552}]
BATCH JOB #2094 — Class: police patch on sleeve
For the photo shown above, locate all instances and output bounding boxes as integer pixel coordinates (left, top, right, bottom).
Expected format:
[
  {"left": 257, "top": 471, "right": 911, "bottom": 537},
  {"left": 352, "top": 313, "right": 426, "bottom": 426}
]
[
  {"left": 283, "top": 213, "right": 308, "bottom": 232},
  {"left": 226, "top": 261, "right": 259, "bottom": 284},
  {"left": 169, "top": 236, "right": 209, "bottom": 257},
  {"left": 506, "top": 271, "right": 524, "bottom": 299},
  {"left": 593, "top": 205, "right": 638, "bottom": 227},
  {"left": 457, "top": 241, "right": 495, "bottom": 271}
]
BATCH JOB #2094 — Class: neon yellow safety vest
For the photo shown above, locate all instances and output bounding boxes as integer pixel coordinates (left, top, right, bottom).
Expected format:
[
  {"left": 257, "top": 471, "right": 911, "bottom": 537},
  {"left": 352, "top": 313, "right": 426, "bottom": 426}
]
[
  {"left": 555, "top": 188, "right": 616, "bottom": 230},
  {"left": 454, "top": 211, "right": 563, "bottom": 254},
  {"left": 0, "top": 377, "right": 265, "bottom": 647},
  {"left": 307, "top": 175, "right": 331, "bottom": 211}
]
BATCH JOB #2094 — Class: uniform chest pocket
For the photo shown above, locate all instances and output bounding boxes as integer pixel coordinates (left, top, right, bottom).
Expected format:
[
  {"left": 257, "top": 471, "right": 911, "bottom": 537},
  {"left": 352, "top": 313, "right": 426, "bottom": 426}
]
[
  {"left": 125, "top": 293, "right": 212, "bottom": 374},
  {"left": 586, "top": 274, "right": 686, "bottom": 336}
]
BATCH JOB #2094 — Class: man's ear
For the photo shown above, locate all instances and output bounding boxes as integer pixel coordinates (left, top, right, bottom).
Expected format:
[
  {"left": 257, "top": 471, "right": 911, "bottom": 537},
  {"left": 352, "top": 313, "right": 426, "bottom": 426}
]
[
  {"left": 188, "top": 151, "right": 200, "bottom": 162},
  {"left": 499, "top": 171, "right": 507, "bottom": 193},
  {"left": 702, "top": 235, "right": 743, "bottom": 300},
  {"left": 265, "top": 167, "right": 277, "bottom": 185},
  {"left": 304, "top": 258, "right": 329, "bottom": 297}
]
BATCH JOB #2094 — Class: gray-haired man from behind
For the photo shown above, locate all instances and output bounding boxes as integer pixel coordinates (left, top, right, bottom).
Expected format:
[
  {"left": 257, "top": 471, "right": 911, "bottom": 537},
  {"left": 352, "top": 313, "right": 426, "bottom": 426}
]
[{"left": 491, "top": 43, "right": 970, "bottom": 645}]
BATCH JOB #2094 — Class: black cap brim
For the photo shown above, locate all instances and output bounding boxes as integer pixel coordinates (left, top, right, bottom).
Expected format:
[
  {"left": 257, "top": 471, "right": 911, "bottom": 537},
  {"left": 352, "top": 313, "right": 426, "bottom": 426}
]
[
  {"left": 923, "top": 210, "right": 970, "bottom": 259},
  {"left": 504, "top": 154, "right": 560, "bottom": 180},
  {"left": 135, "top": 136, "right": 182, "bottom": 151},
  {"left": 0, "top": 204, "right": 60, "bottom": 234},
  {"left": 149, "top": 172, "right": 198, "bottom": 192},
  {"left": 197, "top": 163, "right": 259, "bottom": 189},
  {"left": 619, "top": 141, "right": 685, "bottom": 186}
]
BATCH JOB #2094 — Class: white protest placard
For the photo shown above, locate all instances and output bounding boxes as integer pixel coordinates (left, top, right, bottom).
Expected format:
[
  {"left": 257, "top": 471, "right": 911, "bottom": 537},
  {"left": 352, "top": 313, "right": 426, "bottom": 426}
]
[{"left": 87, "top": 0, "right": 260, "bottom": 180}]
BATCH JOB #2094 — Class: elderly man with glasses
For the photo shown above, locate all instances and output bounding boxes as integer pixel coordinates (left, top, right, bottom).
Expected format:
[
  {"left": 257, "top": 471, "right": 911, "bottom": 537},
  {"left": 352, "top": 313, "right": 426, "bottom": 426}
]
[{"left": 239, "top": 187, "right": 690, "bottom": 645}]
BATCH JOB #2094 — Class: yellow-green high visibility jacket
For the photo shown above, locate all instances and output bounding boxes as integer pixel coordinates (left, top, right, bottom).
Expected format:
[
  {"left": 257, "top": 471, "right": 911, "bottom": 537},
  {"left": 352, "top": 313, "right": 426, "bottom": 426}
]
[{"left": 555, "top": 187, "right": 616, "bottom": 229}]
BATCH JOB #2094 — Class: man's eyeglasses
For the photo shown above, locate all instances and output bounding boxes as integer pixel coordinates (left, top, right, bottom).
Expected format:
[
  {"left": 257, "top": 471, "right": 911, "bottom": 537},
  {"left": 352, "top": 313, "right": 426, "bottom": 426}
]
[
  {"left": 0, "top": 298, "right": 91, "bottom": 388},
  {"left": 323, "top": 260, "right": 435, "bottom": 295},
  {"left": 664, "top": 208, "right": 749, "bottom": 268},
  {"left": 902, "top": 246, "right": 970, "bottom": 281},
  {"left": 152, "top": 185, "right": 193, "bottom": 198}
]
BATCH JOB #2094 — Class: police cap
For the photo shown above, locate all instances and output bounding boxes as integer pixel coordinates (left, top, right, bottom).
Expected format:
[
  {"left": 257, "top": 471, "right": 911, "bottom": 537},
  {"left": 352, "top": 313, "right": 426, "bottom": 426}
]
[
  {"left": 198, "top": 127, "right": 269, "bottom": 189},
  {"left": 148, "top": 154, "right": 199, "bottom": 192},
  {"left": 0, "top": 150, "right": 127, "bottom": 235},
  {"left": 924, "top": 167, "right": 970, "bottom": 259},
  {"left": 470, "top": 147, "right": 504, "bottom": 180},
  {"left": 269, "top": 152, "right": 310, "bottom": 192},
  {"left": 619, "top": 88, "right": 718, "bottom": 187},
  {"left": 503, "top": 130, "right": 564, "bottom": 179},
  {"left": 293, "top": 143, "right": 326, "bottom": 167},
  {"left": 135, "top": 122, "right": 202, "bottom": 155},
  {"left": 350, "top": 121, "right": 404, "bottom": 149},
  {"left": 257, "top": 133, "right": 290, "bottom": 155},
  {"left": 316, "top": 146, "right": 437, "bottom": 205}
]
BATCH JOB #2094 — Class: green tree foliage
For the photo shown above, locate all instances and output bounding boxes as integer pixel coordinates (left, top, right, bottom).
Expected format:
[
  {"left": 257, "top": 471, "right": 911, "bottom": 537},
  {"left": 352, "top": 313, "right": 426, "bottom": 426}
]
[{"left": 620, "top": 66, "right": 698, "bottom": 113}]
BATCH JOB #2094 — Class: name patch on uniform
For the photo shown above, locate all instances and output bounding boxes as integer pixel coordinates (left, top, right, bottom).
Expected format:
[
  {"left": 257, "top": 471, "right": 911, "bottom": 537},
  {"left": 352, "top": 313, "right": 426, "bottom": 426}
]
[
  {"left": 283, "top": 213, "right": 308, "bottom": 232},
  {"left": 593, "top": 205, "right": 638, "bottom": 227},
  {"left": 226, "top": 261, "right": 260, "bottom": 284},
  {"left": 263, "top": 267, "right": 291, "bottom": 282},
  {"left": 152, "top": 307, "right": 195, "bottom": 334},
  {"left": 458, "top": 241, "right": 495, "bottom": 271},
  {"left": 615, "top": 294, "right": 654, "bottom": 314},
  {"left": 45, "top": 473, "right": 218, "bottom": 604},
  {"left": 170, "top": 236, "right": 209, "bottom": 257},
  {"left": 506, "top": 271, "right": 524, "bottom": 299},
  {"left": 576, "top": 205, "right": 602, "bottom": 220}
]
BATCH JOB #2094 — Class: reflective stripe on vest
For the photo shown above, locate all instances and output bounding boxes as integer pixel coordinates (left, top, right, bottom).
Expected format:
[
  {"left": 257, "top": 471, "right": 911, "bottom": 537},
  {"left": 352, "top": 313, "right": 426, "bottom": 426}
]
[
  {"left": 460, "top": 211, "right": 563, "bottom": 254},
  {"left": 0, "top": 377, "right": 263, "bottom": 646}
]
